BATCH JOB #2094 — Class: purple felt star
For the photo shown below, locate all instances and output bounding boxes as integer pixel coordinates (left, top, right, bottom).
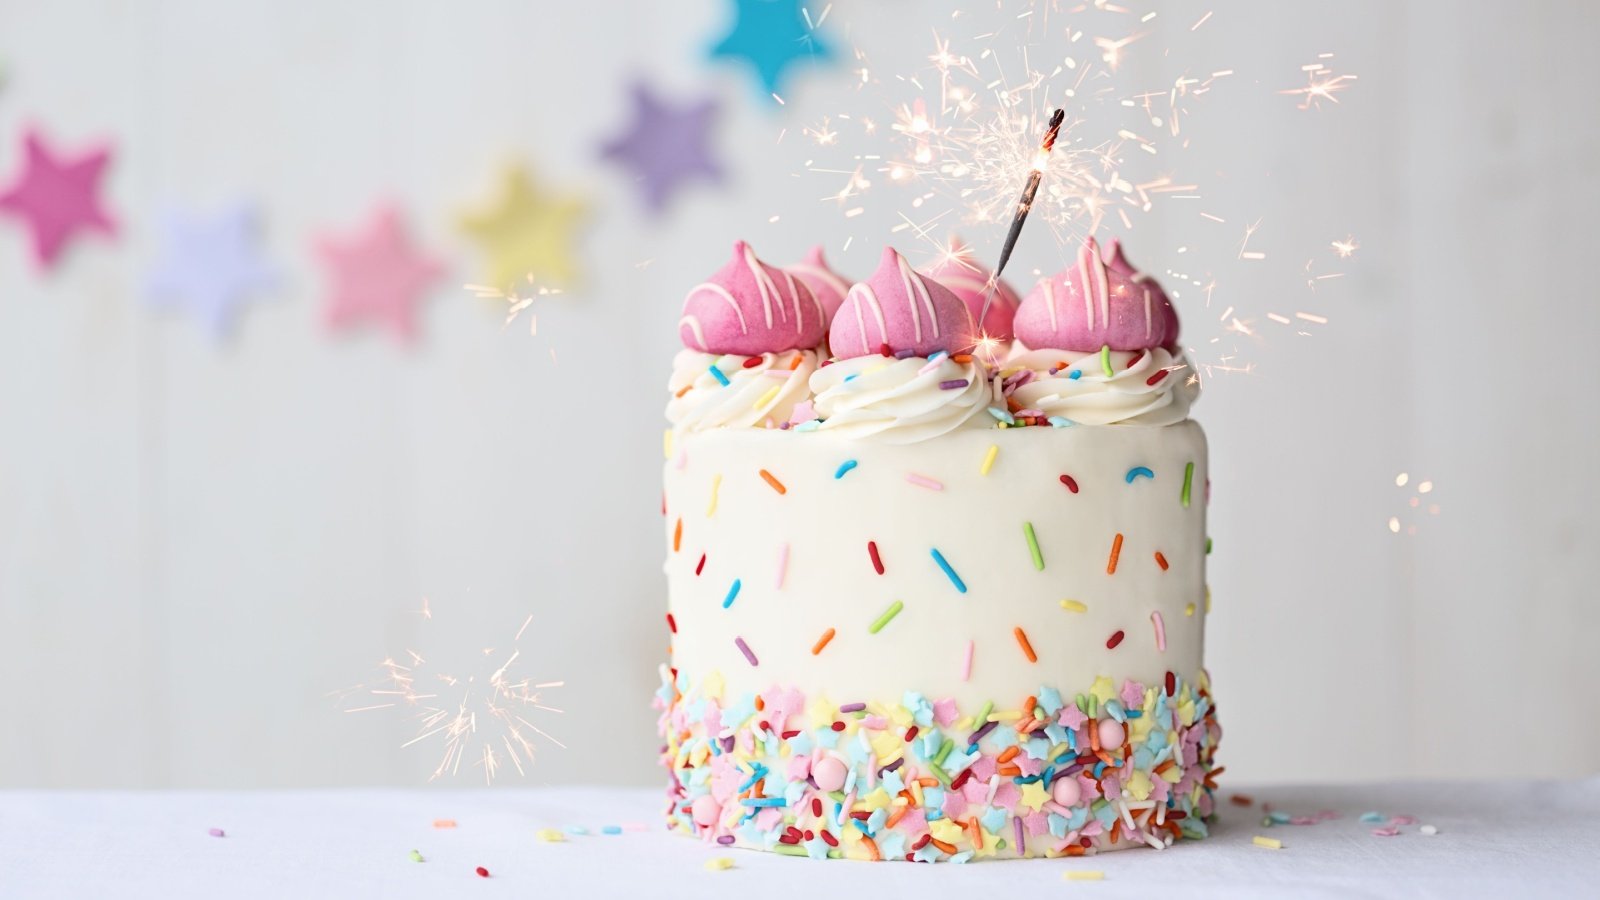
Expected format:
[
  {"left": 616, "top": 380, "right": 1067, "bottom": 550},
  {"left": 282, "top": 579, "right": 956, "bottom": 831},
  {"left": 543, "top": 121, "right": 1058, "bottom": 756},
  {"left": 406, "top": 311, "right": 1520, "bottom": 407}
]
[
  {"left": 0, "top": 127, "right": 117, "bottom": 270},
  {"left": 599, "top": 83, "right": 723, "bottom": 214},
  {"left": 145, "top": 203, "right": 278, "bottom": 339},
  {"left": 315, "top": 205, "right": 444, "bottom": 343}
]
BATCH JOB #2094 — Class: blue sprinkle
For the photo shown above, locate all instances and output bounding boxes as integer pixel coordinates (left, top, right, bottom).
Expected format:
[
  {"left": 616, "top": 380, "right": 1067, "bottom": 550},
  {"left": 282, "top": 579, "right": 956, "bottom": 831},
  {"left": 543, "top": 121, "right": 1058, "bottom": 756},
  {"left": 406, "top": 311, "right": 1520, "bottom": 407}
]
[
  {"left": 794, "top": 420, "right": 821, "bottom": 432},
  {"left": 1047, "top": 416, "right": 1074, "bottom": 428},
  {"left": 601, "top": 825, "right": 623, "bottom": 835},
  {"left": 986, "top": 406, "right": 1015, "bottom": 425},
  {"left": 844, "top": 373, "right": 859, "bottom": 383},
  {"left": 1125, "top": 466, "right": 1155, "bottom": 483},
  {"left": 1359, "top": 811, "right": 1387, "bottom": 824},
  {"left": 708, "top": 365, "right": 731, "bottom": 387},
  {"left": 930, "top": 548, "right": 967, "bottom": 593},
  {"left": 740, "top": 797, "right": 787, "bottom": 808},
  {"left": 563, "top": 825, "right": 588, "bottom": 835},
  {"left": 1126, "top": 709, "right": 1143, "bottom": 719},
  {"left": 1068, "top": 369, "right": 1082, "bottom": 380},
  {"left": 723, "top": 579, "right": 742, "bottom": 608},
  {"left": 834, "top": 459, "right": 858, "bottom": 479},
  {"left": 928, "top": 350, "right": 949, "bottom": 363}
]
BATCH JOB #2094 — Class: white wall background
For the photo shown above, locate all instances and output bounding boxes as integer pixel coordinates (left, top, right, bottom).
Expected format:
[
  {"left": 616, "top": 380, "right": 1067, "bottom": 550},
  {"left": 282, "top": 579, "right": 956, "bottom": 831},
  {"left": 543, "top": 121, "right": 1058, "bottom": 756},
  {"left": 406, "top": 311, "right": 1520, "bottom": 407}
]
[{"left": 1, "top": 0, "right": 1597, "bottom": 789}]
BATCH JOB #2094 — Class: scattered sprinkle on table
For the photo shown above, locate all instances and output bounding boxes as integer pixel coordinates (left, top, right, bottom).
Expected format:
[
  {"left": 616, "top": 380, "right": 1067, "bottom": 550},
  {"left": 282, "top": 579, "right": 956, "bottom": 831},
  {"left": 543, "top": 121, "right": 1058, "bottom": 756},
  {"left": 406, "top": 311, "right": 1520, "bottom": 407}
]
[
  {"left": 1359, "top": 811, "right": 1386, "bottom": 823},
  {"left": 1420, "top": 824, "right": 1439, "bottom": 835},
  {"left": 536, "top": 829, "right": 565, "bottom": 842},
  {"left": 1063, "top": 870, "right": 1105, "bottom": 881},
  {"left": 1252, "top": 835, "right": 1283, "bottom": 850},
  {"left": 704, "top": 856, "right": 736, "bottom": 871},
  {"left": 432, "top": 819, "right": 456, "bottom": 829},
  {"left": 601, "top": 825, "right": 623, "bottom": 835},
  {"left": 475, "top": 865, "right": 490, "bottom": 878},
  {"left": 1059, "top": 473, "right": 1079, "bottom": 493},
  {"left": 1059, "top": 599, "right": 1087, "bottom": 613},
  {"left": 409, "top": 849, "right": 424, "bottom": 862},
  {"left": 207, "top": 828, "right": 225, "bottom": 838}
]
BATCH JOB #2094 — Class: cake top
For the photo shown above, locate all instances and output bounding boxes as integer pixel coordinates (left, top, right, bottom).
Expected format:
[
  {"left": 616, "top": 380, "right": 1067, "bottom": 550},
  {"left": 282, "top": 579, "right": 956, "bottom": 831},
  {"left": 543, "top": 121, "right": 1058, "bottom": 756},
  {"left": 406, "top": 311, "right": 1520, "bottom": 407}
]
[
  {"left": 679, "top": 241, "right": 828, "bottom": 356},
  {"left": 828, "top": 247, "right": 979, "bottom": 360},
  {"left": 920, "top": 237, "right": 1022, "bottom": 345},
  {"left": 1013, "top": 237, "right": 1179, "bottom": 352}
]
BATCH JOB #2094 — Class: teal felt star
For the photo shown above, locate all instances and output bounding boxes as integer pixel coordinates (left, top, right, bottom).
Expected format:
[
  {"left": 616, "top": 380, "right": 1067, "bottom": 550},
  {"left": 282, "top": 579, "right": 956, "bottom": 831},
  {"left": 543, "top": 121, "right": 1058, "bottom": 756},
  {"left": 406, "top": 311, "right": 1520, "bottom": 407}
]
[{"left": 708, "top": 0, "right": 833, "bottom": 101}]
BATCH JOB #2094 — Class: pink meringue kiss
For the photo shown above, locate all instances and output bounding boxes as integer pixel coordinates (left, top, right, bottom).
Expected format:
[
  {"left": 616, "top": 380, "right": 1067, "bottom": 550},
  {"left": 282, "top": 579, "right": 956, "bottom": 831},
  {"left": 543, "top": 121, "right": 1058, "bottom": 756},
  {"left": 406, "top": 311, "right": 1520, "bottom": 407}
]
[
  {"left": 828, "top": 247, "right": 977, "bottom": 359},
  {"left": 921, "top": 237, "right": 1021, "bottom": 343},
  {"left": 679, "top": 241, "right": 828, "bottom": 355},
  {"left": 1013, "top": 237, "right": 1179, "bottom": 352},
  {"left": 785, "top": 245, "right": 851, "bottom": 324}
]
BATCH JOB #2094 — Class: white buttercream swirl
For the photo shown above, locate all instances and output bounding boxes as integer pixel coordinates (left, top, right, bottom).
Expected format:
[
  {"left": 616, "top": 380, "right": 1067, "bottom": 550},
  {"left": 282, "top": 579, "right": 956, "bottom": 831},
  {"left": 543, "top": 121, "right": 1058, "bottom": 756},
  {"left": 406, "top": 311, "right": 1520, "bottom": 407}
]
[
  {"left": 810, "top": 354, "right": 992, "bottom": 443},
  {"left": 1005, "top": 346, "right": 1199, "bottom": 426},
  {"left": 667, "top": 349, "right": 820, "bottom": 432}
]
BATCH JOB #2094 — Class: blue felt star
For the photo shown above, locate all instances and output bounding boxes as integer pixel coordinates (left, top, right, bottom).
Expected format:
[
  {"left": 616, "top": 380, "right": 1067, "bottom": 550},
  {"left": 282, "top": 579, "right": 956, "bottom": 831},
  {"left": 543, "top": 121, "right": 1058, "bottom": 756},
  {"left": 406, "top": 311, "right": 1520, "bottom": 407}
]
[
  {"left": 708, "top": 0, "right": 833, "bottom": 101},
  {"left": 598, "top": 82, "right": 722, "bottom": 214},
  {"left": 145, "top": 203, "right": 277, "bottom": 338}
]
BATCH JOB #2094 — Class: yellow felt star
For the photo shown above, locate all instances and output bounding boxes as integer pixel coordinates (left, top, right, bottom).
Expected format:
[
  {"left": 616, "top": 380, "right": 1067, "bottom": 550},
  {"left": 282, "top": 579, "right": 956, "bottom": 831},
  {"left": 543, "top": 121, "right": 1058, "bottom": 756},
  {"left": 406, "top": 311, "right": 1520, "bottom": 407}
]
[
  {"left": 460, "top": 166, "right": 585, "bottom": 290},
  {"left": 1018, "top": 780, "right": 1051, "bottom": 812}
]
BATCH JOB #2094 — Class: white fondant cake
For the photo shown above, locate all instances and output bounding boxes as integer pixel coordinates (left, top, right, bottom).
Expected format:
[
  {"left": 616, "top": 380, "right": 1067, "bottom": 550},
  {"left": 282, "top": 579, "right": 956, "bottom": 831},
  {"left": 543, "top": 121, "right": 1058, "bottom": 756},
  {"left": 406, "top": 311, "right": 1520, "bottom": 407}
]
[{"left": 657, "top": 240, "right": 1220, "bottom": 862}]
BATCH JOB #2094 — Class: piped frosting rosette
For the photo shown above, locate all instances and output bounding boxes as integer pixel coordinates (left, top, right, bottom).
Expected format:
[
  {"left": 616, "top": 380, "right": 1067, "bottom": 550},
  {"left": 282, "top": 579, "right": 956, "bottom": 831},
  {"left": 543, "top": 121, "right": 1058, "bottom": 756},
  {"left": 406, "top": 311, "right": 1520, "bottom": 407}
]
[
  {"left": 809, "top": 247, "right": 991, "bottom": 442},
  {"left": 667, "top": 348, "right": 820, "bottom": 432},
  {"left": 1004, "top": 345, "right": 1198, "bottom": 426}
]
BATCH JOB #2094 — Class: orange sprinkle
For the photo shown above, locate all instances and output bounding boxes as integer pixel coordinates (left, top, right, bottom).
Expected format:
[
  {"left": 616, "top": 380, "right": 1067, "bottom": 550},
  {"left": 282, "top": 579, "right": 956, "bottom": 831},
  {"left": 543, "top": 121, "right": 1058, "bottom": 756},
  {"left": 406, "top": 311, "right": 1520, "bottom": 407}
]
[
  {"left": 788, "top": 354, "right": 804, "bottom": 370},
  {"left": 754, "top": 696, "right": 764, "bottom": 711},
  {"left": 432, "top": 819, "right": 456, "bottom": 829},
  {"left": 1108, "top": 820, "right": 1121, "bottom": 844},
  {"left": 1013, "top": 626, "right": 1037, "bottom": 663},
  {"left": 1154, "top": 550, "right": 1169, "bottom": 571},
  {"left": 759, "top": 469, "right": 787, "bottom": 494},
  {"left": 1089, "top": 723, "right": 1101, "bottom": 752},
  {"left": 996, "top": 746, "right": 1020, "bottom": 764},
  {"left": 950, "top": 353, "right": 973, "bottom": 363},
  {"left": 673, "top": 518, "right": 682, "bottom": 552},
  {"left": 996, "top": 764, "right": 1023, "bottom": 777},
  {"left": 966, "top": 818, "right": 983, "bottom": 848},
  {"left": 1065, "top": 844, "right": 1086, "bottom": 857},
  {"left": 914, "top": 776, "right": 938, "bottom": 788},
  {"left": 862, "top": 835, "right": 881, "bottom": 861},
  {"left": 886, "top": 807, "right": 908, "bottom": 828},
  {"left": 811, "top": 628, "right": 837, "bottom": 655},
  {"left": 675, "top": 384, "right": 693, "bottom": 398},
  {"left": 1107, "top": 533, "right": 1124, "bottom": 574},
  {"left": 1230, "top": 794, "right": 1255, "bottom": 807},
  {"left": 1154, "top": 760, "right": 1176, "bottom": 776}
]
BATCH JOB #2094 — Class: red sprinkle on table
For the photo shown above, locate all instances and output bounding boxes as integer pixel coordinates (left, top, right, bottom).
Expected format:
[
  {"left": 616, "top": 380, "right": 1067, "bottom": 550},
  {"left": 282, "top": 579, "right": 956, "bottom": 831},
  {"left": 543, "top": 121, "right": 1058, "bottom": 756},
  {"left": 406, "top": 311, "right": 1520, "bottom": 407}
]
[
  {"left": 475, "top": 866, "right": 489, "bottom": 878},
  {"left": 1154, "top": 551, "right": 1169, "bottom": 571},
  {"left": 1059, "top": 474, "right": 1079, "bottom": 493},
  {"left": 1107, "top": 630, "right": 1125, "bottom": 649}
]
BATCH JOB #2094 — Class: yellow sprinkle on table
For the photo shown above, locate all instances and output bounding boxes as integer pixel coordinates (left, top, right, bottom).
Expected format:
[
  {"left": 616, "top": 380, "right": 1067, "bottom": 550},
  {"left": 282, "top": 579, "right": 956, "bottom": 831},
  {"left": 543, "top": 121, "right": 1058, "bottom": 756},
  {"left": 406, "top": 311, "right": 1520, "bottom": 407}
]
[
  {"left": 1063, "top": 870, "right": 1105, "bottom": 881},
  {"left": 536, "top": 829, "right": 565, "bottom": 842},
  {"left": 704, "top": 856, "right": 736, "bottom": 871},
  {"left": 1252, "top": 835, "right": 1283, "bottom": 849},
  {"left": 1059, "top": 600, "right": 1087, "bottom": 613}
]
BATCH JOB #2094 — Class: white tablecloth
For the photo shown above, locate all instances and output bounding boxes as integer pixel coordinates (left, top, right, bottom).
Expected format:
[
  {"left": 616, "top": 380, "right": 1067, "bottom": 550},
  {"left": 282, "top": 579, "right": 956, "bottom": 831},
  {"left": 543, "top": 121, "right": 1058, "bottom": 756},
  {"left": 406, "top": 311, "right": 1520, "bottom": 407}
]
[{"left": 2, "top": 781, "right": 1596, "bottom": 898}]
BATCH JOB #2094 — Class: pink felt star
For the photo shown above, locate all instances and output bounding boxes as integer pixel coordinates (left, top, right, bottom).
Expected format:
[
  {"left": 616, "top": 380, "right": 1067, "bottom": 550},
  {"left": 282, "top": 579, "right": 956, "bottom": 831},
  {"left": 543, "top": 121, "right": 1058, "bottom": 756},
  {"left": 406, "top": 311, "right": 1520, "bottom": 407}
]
[
  {"left": 0, "top": 128, "right": 117, "bottom": 270},
  {"left": 315, "top": 206, "right": 443, "bottom": 342}
]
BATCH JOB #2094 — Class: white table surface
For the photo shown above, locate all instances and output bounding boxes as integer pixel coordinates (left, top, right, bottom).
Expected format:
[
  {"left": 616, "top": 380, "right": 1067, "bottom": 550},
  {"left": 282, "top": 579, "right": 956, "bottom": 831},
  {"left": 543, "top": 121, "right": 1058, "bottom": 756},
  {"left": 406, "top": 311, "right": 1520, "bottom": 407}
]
[{"left": 2, "top": 781, "right": 1596, "bottom": 898}]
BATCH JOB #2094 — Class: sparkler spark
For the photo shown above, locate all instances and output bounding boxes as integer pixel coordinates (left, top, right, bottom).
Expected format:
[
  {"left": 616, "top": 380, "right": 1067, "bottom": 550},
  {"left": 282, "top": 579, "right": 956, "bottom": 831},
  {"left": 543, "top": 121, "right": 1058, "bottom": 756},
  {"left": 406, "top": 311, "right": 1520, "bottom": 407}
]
[
  {"left": 337, "top": 606, "right": 565, "bottom": 785},
  {"left": 466, "top": 276, "right": 563, "bottom": 337}
]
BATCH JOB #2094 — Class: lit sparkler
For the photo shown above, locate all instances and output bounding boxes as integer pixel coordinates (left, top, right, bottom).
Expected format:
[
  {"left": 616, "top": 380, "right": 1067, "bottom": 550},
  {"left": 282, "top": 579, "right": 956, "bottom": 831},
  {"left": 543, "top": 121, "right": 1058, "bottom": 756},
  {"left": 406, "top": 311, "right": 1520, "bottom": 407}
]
[{"left": 336, "top": 605, "right": 565, "bottom": 785}]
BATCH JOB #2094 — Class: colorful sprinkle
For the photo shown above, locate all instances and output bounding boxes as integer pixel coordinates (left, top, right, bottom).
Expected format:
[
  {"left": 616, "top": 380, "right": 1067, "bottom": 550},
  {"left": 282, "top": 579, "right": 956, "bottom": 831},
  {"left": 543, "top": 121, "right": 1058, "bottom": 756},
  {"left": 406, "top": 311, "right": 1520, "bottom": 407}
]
[
  {"left": 708, "top": 364, "right": 730, "bottom": 387},
  {"left": 1022, "top": 522, "right": 1044, "bottom": 570},
  {"left": 535, "top": 829, "right": 564, "bottom": 842},
  {"left": 986, "top": 406, "right": 1015, "bottom": 425},
  {"left": 695, "top": 553, "right": 706, "bottom": 576},
  {"left": 1100, "top": 345, "right": 1113, "bottom": 377},
  {"left": 1107, "top": 533, "right": 1124, "bottom": 574},
  {"left": 704, "top": 856, "right": 736, "bottom": 871},
  {"left": 662, "top": 429, "right": 673, "bottom": 460},
  {"left": 1420, "top": 825, "right": 1439, "bottom": 836},
  {"left": 208, "top": 828, "right": 225, "bottom": 838},
  {"left": 811, "top": 628, "right": 836, "bottom": 655},
  {"left": 867, "top": 540, "right": 885, "bottom": 574},
  {"left": 905, "top": 472, "right": 944, "bottom": 491},
  {"left": 1059, "top": 599, "right": 1087, "bottom": 613},
  {"left": 707, "top": 474, "right": 721, "bottom": 516},
  {"left": 734, "top": 636, "right": 758, "bottom": 666},
  {"left": 758, "top": 469, "right": 787, "bottom": 494},
  {"left": 980, "top": 444, "right": 999, "bottom": 475},
  {"left": 1064, "top": 871, "right": 1106, "bottom": 881},
  {"left": 1106, "top": 630, "right": 1125, "bottom": 650},
  {"left": 1059, "top": 473, "right": 1079, "bottom": 493},
  {"left": 775, "top": 543, "right": 789, "bottom": 588},
  {"left": 1154, "top": 551, "right": 1169, "bottom": 571},
  {"left": 930, "top": 548, "right": 967, "bottom": 593},
  {"left": 752, "top": 383, "right": 781, "bottom": 410},
  {"left": 868, "top": 600, "right": 905, "bottom": 634},
  {"left": 939, "top": 378, "right": 970, "bottom": 390},
  {"left": 1146, "top": 368, "right": 1170, "bottom": 386},
  {"left": 475, "top": 866, "right": 491, "bottom": 877},
  {"left": 1181, "top": 461, "right": 1195, "bottom": 507},
  {"left": 961, "top": 639, "right": 974, "bottom": 681},
  {"left": 1185, "top": 602, "right": 1196, "bottom": 616},
  {"left": 1125, "top": 466, "right": 1155, "bottom": 483},
  {"left": 834, "top": 459, "right": 858, "bottom": 479},
  {"left": 673, "top": 518, "right": 682, "bottom": 552},
  {"left": 722, "top": 579, "right": 741, "bottom": 608},
  {"left": 666, "top": 613, "right": 676, "bottom": 633},
  {"left": 1151, "top": 611, "right": 1166, "bottom": 652},
  {"left": 1013, "top": 627, "right": 1037, "bottom": 663},
  {"left": 409, "top": 849, "right": 423, "bottom": 861},
  {"left": 432, "top": 819, "right": 456, "bottom": 829},
  {"left": 1252, "top": 836, "right": 1283, "bottom": 850}
]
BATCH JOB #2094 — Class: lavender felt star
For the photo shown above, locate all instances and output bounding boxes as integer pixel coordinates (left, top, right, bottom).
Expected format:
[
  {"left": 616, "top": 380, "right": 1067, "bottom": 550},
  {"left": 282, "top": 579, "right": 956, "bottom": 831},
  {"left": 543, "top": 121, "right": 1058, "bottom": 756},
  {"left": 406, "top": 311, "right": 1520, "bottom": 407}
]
[
  {"left": 599, "top": 83, "right": 723, "bottom": 215},
  {"left": 0, "top": 127, "right": 117, "bottom": 270},
  {"left": 708, "top": 0, "right": 833, "bottom": 101},
  {"left": 145, "top": 203, "right": 278, "bottom": 339}
]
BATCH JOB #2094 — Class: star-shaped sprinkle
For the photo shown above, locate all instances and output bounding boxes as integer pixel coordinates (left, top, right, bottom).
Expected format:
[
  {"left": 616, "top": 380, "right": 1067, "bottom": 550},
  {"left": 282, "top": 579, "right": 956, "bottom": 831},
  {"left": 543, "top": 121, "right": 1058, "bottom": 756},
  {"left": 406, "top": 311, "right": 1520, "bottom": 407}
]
[
  {"left": 315, "top": 205, "right": 443, "bottom": 343},
  {"left": 145, "top": 203, "right": 277, "bottom": 338},
  {"left": 1019, "top": 780, "right": 1051, "bottom": 812},
  {"left": 0, "top": 128, "right": 116, "bottom": 270},
  {"left": 708, "top": 0, "right": 833, "bottom": 101},
  {"left": 599, "top": 82, "right": 722, "bottom": 214},
  {"left": 460, "top": 166, "right": 585, "bottom": 290}
]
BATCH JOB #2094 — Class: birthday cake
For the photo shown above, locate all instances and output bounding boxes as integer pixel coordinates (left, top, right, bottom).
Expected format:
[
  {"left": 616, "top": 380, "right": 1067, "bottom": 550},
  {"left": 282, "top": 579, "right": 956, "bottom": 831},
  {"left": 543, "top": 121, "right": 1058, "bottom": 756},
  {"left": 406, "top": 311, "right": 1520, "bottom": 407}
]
[{"left": 657, "top": 237, "right": 1220, "bottom": 861}]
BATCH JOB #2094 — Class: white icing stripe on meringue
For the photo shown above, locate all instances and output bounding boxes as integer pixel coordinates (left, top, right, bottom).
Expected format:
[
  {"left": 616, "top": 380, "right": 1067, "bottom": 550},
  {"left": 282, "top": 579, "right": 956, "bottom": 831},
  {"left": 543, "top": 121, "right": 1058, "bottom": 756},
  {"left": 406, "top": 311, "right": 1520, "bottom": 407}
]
[
  {"left": 1006, "top": 346, "right": 1200, "bottom": 426},
  {"left": 668, "top": 349, "right": 820, "bottom": 433},
  {"left": 686, "top": 283, "right": 749, "bottom": 336},
  {"left": 810, "top": 355, "right": 990, "bottom": 444}
]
